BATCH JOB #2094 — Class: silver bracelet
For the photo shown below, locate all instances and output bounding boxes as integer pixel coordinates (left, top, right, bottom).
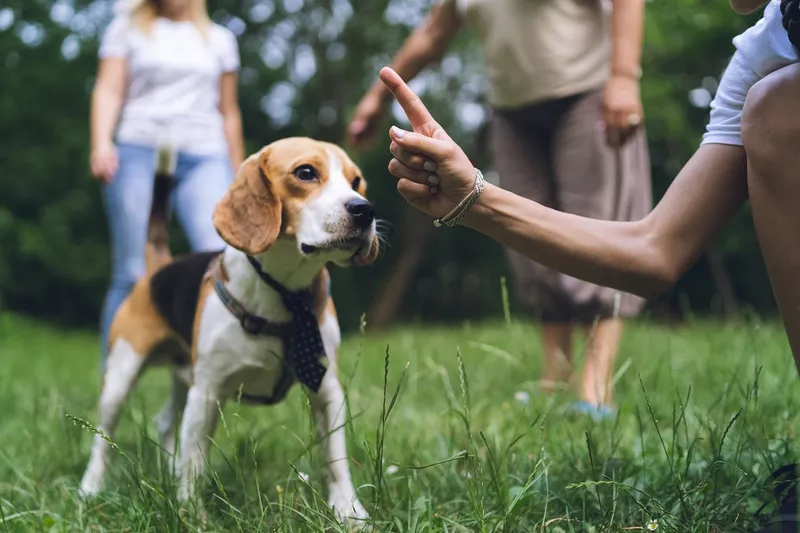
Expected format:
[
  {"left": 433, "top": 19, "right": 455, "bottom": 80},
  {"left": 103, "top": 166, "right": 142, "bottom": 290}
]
[{"left": 433, "top": 168, "right": 485, "bottom": 228}]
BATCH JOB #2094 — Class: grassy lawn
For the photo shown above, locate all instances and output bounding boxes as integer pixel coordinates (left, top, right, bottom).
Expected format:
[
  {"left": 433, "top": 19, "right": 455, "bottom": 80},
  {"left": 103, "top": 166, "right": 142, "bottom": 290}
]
[{"left": 0, "top": 311, "right": 798, "bottom": 532}]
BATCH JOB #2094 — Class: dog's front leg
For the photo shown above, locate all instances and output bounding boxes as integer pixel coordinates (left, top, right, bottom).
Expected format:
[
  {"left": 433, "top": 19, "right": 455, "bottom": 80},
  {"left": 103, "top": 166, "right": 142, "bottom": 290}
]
[
  {"left": 308, "top": 371, "right": 369, "bottom": 527},
  {"left": 177, "top": 383, "right": 222, "bottom": 502},
  {"left": 80, "top": 339, "right": 145, "bottom": 497}
]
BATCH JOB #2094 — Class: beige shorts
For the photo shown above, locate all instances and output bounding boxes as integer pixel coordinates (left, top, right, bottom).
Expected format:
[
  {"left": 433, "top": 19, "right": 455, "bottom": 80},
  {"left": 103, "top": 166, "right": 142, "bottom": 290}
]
[{"left": 490, "top": 88, "right": 652, "bottom": 323}]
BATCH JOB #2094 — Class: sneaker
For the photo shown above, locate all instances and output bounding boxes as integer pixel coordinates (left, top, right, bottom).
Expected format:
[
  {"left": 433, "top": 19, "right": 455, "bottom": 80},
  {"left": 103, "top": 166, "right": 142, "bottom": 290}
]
[{"left": 567, "top": 400, "right": 616, "bottom": 421}]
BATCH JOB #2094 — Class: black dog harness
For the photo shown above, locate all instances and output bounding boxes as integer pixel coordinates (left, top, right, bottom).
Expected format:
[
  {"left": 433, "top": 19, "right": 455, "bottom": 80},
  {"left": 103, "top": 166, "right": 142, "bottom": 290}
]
[{"left": 209, "top": 255, "right": 330, "bottom": 402}]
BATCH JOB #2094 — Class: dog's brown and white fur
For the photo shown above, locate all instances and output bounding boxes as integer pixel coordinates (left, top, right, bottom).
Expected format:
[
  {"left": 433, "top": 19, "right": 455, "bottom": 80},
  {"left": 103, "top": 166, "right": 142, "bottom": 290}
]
[{"left": 79, "top": 138, "right": 379, "bottom": 525}]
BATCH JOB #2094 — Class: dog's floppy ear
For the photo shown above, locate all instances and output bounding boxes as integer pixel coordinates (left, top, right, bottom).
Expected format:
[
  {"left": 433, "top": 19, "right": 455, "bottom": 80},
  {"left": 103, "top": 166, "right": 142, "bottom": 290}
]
[{"left": 213, "top": 149, "right": 282, "bottom": 255}]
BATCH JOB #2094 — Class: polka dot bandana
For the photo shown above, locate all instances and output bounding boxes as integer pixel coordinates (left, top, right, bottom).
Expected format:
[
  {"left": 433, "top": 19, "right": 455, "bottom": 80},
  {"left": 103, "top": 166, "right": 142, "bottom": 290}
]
[{"left": 247, "top": 256, "right": 328, "bottom": 392}]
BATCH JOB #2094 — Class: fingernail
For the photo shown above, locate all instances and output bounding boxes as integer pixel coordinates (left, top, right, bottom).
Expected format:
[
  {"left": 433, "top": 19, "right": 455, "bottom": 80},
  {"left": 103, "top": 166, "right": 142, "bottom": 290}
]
[
  {"left": 430, "top": 186, "right": 438, "bottom": 194},
  {"left": 427, "top": 174, "right": 439, "bottom": 185},
  {"left": 391, "top": 126, "right": 405, "bottom": 139},
  {"left": 423, "top": 161, "right": 436, "bottom": 172}
]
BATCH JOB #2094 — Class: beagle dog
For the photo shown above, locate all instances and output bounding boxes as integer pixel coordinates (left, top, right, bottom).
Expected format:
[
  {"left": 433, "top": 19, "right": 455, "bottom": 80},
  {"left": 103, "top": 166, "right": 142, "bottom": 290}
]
[{"left": 79, "top": 138, "right": 379, "bottom": 526}]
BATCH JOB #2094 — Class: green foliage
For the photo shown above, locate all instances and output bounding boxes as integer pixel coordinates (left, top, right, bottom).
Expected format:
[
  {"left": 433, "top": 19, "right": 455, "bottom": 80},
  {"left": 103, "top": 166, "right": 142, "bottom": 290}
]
[
  {"left": 0, "top": 0, "right": 778, "bottom": 330},
  {"left": 0, "top": 314, "right": 798, "bottom": 530}
]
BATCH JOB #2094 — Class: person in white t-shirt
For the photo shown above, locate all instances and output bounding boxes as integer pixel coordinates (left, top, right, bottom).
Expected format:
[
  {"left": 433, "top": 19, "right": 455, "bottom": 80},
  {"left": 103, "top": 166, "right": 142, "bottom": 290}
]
[{"left": 90, "top": 0, "right": 244, "bottom": 364}]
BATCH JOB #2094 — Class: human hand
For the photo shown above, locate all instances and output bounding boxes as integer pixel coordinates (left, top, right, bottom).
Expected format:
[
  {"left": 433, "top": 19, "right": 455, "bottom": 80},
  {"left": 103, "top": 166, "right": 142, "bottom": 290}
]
[
  {"left": 379, "top": 67, "right": 476, "bottom": 220},
  {"left": 602, "top": 74, "right": 643, "bottom": 147},
  {"left": 347, "top": 89, "right": 390, "bottom": 150},
  {"left": 90, "top": 141, "right": 118, "bottom": 184}
]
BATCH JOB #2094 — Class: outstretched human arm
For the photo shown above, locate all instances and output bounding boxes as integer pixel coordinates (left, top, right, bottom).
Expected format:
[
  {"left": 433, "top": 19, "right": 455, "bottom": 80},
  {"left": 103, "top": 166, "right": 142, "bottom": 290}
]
[
  {"left": 347, "top": 1, "right": 463, "bottom": 149},
  {"left": 380, "top": 67, "right": 749, "bottom": 299}
]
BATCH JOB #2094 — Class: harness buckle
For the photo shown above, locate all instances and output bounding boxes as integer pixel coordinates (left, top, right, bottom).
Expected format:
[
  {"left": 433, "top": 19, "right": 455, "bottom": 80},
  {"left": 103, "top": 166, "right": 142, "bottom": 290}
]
[{"left": 240, "top": 313, "right": 267, "bottom": 335}]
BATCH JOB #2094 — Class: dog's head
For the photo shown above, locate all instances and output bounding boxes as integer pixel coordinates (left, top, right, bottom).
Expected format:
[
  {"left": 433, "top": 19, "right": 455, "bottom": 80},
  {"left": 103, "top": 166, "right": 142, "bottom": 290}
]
[{"left": 212, "top": 137, "right": 380, "bottom": 267}]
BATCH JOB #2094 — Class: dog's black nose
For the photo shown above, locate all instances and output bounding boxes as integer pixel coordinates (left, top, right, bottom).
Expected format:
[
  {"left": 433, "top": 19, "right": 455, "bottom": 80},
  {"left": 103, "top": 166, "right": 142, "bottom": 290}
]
[{"left": 345, "top": 198, "right": 375, "bottom": 229}]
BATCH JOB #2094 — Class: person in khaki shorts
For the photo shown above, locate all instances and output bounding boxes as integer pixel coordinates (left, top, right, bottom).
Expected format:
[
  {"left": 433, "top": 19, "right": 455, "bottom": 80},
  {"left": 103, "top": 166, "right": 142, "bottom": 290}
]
[{"left": 348, "top": 0, "right": 651, "bottom": 416}]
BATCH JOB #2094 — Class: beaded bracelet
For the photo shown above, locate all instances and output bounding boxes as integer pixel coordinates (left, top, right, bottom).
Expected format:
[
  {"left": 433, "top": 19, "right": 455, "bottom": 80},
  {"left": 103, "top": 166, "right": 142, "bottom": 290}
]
[{"left": 433, "top": 168, "right": 485, "bottom": 228}]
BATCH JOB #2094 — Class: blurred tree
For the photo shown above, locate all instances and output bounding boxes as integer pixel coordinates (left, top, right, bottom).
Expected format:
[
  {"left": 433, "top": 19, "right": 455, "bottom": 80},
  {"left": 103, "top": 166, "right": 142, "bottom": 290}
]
[{"left": 0, "top": 0, "right": 776, "bottom": 333}]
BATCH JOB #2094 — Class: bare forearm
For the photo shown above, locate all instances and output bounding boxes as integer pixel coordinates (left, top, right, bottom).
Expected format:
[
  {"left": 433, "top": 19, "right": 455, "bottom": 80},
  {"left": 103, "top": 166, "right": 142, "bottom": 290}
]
[
  {"left": 369, "top": 5, "right": 461, "bottom": 103},
  {"left": 223, "top": 110, "right": 244, "bottom": 171},
  {"left": 609, "top": 0, "right": 644, "bottom": 79},
  {"left": 368, "top": 34, "right": 443, "bottom": 104},
  {"left": 460, "top": 145, "right": 748, "bottom": 300},
  {"left": 90, "top": 87, "right": 123, "bottom": 150},
  {"left": 463, "top": 185, "right": 670, "bottom": 298}
]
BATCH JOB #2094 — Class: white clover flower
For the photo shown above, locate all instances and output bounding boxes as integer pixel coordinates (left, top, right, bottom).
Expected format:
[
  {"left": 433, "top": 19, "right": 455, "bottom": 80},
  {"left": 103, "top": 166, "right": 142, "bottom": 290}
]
[{"left": 386, "top": 464, "right": 399, "bottom": 475}]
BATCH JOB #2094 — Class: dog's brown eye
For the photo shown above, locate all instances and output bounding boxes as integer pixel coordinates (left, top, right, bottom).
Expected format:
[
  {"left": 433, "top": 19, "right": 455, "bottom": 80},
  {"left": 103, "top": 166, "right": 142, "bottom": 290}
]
[
  {"left": 352, "top": 176, "right": 361, "bottom": 191},
  {"left": 294, "top": 165, "right": 318, "bottom": 182}
]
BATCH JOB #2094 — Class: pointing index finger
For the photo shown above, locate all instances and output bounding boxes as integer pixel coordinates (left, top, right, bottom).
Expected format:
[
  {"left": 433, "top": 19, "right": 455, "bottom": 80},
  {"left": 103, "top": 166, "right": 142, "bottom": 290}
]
[{"left": 379, "top": 67, "right": 437, "bottom": 131}]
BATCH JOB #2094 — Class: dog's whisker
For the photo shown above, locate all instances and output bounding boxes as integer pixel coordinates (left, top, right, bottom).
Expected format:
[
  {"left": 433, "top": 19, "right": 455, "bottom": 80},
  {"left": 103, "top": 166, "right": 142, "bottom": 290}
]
[
  {"left": 377, "top": 236, "right": 392, "bottom": 251},
  {"left": 375, "top": 217, "right": 394, "bottom": 228}
]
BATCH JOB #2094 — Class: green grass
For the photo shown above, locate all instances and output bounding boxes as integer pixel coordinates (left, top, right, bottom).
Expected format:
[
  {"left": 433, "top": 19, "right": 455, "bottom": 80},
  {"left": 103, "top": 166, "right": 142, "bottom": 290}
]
[{"left": 0, "top": 311, "right": 798, "bottom": 532}]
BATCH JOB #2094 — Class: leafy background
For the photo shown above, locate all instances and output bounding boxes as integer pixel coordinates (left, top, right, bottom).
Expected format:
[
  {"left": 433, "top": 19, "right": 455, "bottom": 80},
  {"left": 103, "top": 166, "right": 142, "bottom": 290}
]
[{"left": 0, "top": 0, "right": 773, "bottom": 334}]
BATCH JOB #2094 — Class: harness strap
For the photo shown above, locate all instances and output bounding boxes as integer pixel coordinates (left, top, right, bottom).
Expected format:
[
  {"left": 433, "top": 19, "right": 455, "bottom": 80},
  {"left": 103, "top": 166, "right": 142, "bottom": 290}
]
[
  {"left": 203, "top": 254, "right": 333, "bottom": 399},
  {"left": 204, "top": 255, "right": 294, "bottom": 405},
  {"left": 207, "top": 255, "right": 290, "bottom": 338},
  {"left": 214, "top": 279, "right": 290, "bottom": 337}
]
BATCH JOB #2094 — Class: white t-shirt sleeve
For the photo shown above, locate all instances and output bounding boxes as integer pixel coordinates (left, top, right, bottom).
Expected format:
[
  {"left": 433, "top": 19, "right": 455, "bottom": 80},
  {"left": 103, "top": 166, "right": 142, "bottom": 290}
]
[
  {"left": 99, "top": 15, "right": 131, "bottom": 59},
  {"left": 702, "top": 0, "right": 799, "bottom": 146},
  {"left": 217, "top": 27, "right": 240, "bottom": 72},
  {"left": 732, "top": 0, "right": 798, "bottom": 77}
]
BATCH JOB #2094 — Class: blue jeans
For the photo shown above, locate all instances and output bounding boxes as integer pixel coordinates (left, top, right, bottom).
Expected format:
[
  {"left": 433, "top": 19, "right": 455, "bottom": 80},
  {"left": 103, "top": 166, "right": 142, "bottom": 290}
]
[{"left": 99, "top": 143, "right": 234, "bottom": 364}]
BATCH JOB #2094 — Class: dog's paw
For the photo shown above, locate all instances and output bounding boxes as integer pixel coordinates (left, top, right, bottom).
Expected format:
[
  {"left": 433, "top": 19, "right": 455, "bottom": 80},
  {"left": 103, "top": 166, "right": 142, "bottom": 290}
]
[
  {"left": 78, "top": 474, "right": 103, "bottom": 499},
  {"left": 178, "top": 504, "right": 208, "bottom": 531},
  {"left": 328, "top": 491, "right": 369, "bottom": 530},
  {"left": 176, "top": 480, "right": 196, "bottom": 504}
]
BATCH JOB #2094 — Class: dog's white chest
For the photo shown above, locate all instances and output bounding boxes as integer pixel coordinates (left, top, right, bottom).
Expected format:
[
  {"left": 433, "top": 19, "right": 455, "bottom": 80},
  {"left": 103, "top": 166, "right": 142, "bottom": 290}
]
[{"left": 194, "top": 293, "right": 289, "bottom": 398}]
